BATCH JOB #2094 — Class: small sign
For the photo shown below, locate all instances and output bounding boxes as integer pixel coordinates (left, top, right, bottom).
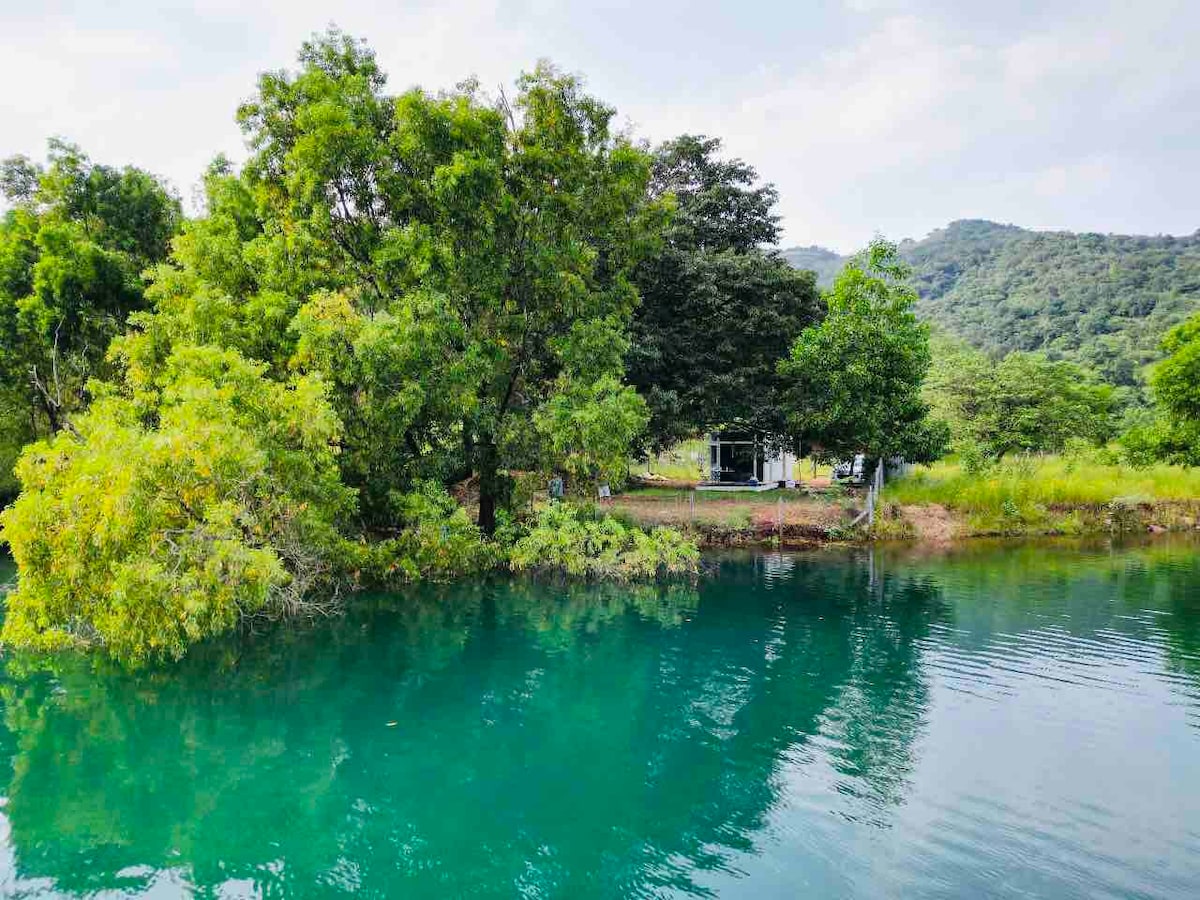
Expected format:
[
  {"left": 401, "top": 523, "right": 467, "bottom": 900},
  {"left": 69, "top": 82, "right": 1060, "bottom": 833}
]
[{"left": 598, "top": 484, "right": 611, "bottom": 499}]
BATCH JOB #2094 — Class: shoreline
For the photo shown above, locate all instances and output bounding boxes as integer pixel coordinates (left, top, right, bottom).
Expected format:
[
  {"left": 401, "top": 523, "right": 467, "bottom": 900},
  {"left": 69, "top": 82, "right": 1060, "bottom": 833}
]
[{"left": 610, "top": 488, "right": 1200, "bottom": 549}]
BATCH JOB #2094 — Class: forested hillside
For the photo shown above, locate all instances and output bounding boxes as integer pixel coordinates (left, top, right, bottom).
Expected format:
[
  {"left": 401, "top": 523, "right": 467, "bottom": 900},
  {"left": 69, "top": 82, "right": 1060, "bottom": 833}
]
[
  {"left": 779, "top": 245, "right": 844, "bottom": 288},
  {"left": 784, "top": 220, "right": 1200, "bottom": 385}
]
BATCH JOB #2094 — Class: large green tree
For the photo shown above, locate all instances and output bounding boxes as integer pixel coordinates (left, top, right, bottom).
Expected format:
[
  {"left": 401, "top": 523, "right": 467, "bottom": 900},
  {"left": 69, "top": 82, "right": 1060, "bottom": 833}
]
[
  {"left": 628, "top": 135, "right": 821, "bottom": 450},
  {"left": 0, "top": 141, "right": 181, "bottom": 495},
  {"left": 778, "top": 239, "right": 949, "bottom": 464},
  {"left": 225, "top": 32, "right": 663, "bottom": 530}
]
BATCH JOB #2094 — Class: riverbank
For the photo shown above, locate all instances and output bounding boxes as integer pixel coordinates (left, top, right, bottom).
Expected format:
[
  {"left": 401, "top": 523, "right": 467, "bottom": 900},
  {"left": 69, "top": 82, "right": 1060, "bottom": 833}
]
[{"left": 611, "top": 455, "right": 1200, "bottom": 547}]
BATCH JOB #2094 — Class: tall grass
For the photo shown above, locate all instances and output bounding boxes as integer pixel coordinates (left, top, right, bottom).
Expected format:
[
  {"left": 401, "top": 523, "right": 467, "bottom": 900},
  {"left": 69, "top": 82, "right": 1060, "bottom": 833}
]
[
  {"left": 885, "top": 455, "right": 1200, "bottom": 535},
  {"left": 889, "top": 456, "right": 1200, "bottom": 507}
]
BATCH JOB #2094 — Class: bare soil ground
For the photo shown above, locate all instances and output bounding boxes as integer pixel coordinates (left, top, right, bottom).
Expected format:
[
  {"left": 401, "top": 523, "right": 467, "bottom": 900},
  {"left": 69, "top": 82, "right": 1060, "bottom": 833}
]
[
  {"left": 609, "top": 488, "right": 856, "bottom": 544},
  {"left": 899, "top": 504, "right": 958, "bottom": 544}
]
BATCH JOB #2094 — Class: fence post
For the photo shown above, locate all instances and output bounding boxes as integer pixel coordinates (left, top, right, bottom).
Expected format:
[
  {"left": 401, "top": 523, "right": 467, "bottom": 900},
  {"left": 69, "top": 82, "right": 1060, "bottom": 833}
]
[{"left": 867, "top": 460, "right": 883, "bottom": 529}]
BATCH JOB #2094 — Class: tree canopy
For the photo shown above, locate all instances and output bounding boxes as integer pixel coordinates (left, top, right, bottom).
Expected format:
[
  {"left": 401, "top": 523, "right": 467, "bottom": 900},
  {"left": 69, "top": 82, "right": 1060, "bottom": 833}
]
[
  {"left": 0, "top": 345, "right": 352, "bottom": 664},
  {"left": 232, "top": 35, "right": 663, "bottom": 530},
  {"left": 778, "top": 240, "right": 949, "bottom": 464},
  {"left": 924, "top": 335, "right": 1115, "bottom": 459},
  {"left": 0, "top": 141, "right": 181, "bottom": 495},
  {"left": 18, "top": 26, "right": 1199, "bottom": 666},
  {"left": 628, "top": 135, "right": 821, "bottom": 449},
  {"left": 1122, "top": 312, "right": 1200, "bottom": 466},
  {"left": 0, "top": 30, "right": 695, "bottom": 663},
  {"left": 782, "top": 219, "right": 1200, "bottom": 389}
]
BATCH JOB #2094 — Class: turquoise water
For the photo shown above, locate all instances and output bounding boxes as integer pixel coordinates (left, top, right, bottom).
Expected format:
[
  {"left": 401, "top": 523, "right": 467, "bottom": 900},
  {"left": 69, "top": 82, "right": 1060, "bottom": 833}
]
[{"left": 2, "top": 538, "right": 1200, "bottom": 898}]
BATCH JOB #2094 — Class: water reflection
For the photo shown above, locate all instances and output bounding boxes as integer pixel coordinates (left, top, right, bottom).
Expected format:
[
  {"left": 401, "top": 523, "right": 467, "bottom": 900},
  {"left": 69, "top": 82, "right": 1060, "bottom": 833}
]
[{"left": 1, "top": 538, "right": 1199, "bottom": 898}]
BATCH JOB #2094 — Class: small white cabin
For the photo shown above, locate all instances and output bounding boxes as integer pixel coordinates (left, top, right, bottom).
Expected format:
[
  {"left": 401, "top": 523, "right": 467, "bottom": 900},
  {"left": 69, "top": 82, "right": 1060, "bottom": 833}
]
[{"left": 699, "top": 431, "right": 796, "bottom": 491}]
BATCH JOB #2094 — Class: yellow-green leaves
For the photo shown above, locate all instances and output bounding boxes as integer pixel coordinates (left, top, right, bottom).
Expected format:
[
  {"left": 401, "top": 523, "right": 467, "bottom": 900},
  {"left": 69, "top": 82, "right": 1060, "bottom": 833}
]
[
  {"left": 0, "top": 344, "right": 352, "bottom": 665},
  {"left": 509, "top": 504, "right": 698, "bottom": 581},
  {"left": 533, "top": 376, "right": 648, "bottom": 488}
]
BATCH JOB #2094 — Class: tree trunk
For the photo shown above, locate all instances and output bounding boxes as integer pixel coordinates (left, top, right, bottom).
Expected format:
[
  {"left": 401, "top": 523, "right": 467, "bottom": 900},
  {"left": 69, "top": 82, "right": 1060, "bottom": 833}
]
[
  {"left": 37, "top": 390, "right": 62, "bottom": 435},
  {"left": 476, "top": 439, "right": 500, "bottom": 536}
]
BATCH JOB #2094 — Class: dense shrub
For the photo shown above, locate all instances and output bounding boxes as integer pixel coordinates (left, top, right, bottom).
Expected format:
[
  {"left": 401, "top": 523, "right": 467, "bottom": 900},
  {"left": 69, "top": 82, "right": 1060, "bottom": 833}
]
[
  {"left": 508, "top": 503, "right": 699, "bottom": 580},
  {"left": 0, "top": 345, "right": 353, "bottom": 664},
  {"left": 344, "top": 482, "right": 500, "bottom": 585}
]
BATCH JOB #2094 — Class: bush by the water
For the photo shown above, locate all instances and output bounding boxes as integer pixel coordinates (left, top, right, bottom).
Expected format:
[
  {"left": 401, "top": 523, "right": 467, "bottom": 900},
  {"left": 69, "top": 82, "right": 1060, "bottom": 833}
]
[
  {"left": 344, "top": 482, "right": 500, "bottom": 586},
  {"left": 0, "top": 346, "right": 354, "bottom": 664},
  {"left": 508, "top": 504, "right": 699, "bottom": 580}
]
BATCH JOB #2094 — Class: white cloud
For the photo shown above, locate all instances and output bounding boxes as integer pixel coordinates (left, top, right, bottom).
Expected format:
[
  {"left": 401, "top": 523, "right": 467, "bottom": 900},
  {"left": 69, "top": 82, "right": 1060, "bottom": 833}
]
[
  {"left": 624, "top": 1, "right": 1200, "bottom": 250},
  {"left": 2, "top": 0, "right": 1197, "bottom": 249}
]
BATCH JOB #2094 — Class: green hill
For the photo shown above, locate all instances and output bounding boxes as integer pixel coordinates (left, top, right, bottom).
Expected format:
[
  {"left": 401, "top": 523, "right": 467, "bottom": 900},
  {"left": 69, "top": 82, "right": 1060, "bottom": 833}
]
[
  {"left": 782, "top": 219, "right": 1200, "bottom": 386},
  {"left": 779, "top": 245, "right": 845, "bottom": 288}
]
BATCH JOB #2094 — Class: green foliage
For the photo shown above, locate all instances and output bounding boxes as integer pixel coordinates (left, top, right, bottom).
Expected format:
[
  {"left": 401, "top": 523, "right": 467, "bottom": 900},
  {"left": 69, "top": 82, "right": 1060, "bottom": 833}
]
[
  {"left": 0, "top": 345, "right": 353, "bottom": 665},
  {"left": 230, "top": 34, "right": 664, "bottom": 531},
  {"left": 344, "top": 482, "right": 498, "bottom": 584},
  {"left": 903, "top": 219, "right": 1200, "bottom": 387},
  {"left": 289, "top": 290, "right": 482, "bottom": 519},
  {"left": 533, "top": 375, "right": 647, "bottom": 488},
  {"left": 647, "top": 134, "right": 780, "bottom": 252},
  {"left": 0, "top": 142, "right": 181, "bottom": 495},
  {"left": 779, "top": 239, "right": 949, "bottom": 464},
  {"left": 925, "top": 335, "right": 1115, "bottom": 458},
  {"left": 629, "top": 136, "right": 821, "bottom": 448},
  {"left": 1119, "top": 311, "right": 1200, "bottom": 467},
  {"left": 783, "top": 219, "right": 1200, "bottom": 388},
  {"left": 509, "top": 503, "right": 699, "bottom": 580},
  {"left": 1155, "top": 314, "right": 1200, "bottom": 419},
  {"left": 0, "top": 34, "right": 704, "bottom": 669}
]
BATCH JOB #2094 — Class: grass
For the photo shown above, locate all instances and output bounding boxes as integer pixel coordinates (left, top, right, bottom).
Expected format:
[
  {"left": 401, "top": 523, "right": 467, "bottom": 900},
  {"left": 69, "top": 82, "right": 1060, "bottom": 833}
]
[
  {"left": 635, "top": 439, "right": 707, "bottom": 482},
  {"left": 885, "top": 454, "right": 1200, "bottom": 536}
]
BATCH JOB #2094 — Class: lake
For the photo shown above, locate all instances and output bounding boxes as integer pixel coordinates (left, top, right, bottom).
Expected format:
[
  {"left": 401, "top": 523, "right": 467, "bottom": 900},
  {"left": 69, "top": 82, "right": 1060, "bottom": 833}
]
[{"left": 2, "top": 537, "right": 1200, "bottom": 898}]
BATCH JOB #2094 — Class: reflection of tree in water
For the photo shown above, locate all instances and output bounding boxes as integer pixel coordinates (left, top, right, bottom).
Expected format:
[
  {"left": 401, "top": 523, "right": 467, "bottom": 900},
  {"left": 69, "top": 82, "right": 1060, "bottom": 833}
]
[
  {"left": 876, "top": 536, "right": 1200, "bottom": 702},
  {"left": 820, "top": 559, "right": 947, "bottom": 820},
  {"left": 0, "top": 560, "right": 949, "bottom": 898}
]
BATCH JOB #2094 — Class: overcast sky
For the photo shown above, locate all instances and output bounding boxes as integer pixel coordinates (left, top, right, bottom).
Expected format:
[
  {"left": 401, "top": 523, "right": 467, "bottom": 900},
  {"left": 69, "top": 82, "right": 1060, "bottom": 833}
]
[{"left": 3, "top": 0, "right": 1197, "bottom": 252}]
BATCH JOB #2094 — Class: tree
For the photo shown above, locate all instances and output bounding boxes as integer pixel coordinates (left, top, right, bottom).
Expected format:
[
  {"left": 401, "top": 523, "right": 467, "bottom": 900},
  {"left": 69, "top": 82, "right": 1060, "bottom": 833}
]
[
  {"left": 966, "top": 353, "right": 1113, "bottom": 458},
  {"left": 1122, "top": 312, "right": 1200, "bottom": 465},
  {"left": 778, "top": 239, "right": 949, "bottom": 464},
  {"left": 628, "top": 136, "right": 821, "bottom": 449},
  {"left": 0, "top": 141, "right": 181, "bottom": 495},
  {"left": 924, "top": 335, "right": 1115, "bottom": 458},
  {"left": 1152, "top": 313, "right": 1200, "bottom": 423},
  {"left": 0, "top": 33, "right": 702, "bottom": 667},
  {"left": 0, "top": 345, "right": 354, "bottom": 665},
  {"left": 231, "top": 31, "right": 664, "bottom": 531}
]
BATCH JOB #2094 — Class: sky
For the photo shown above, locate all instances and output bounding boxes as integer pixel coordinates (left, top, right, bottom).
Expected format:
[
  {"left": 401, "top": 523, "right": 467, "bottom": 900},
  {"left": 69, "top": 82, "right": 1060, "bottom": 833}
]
[{"left": 2, "top": 0, "right": 1197, "bottom": 252}]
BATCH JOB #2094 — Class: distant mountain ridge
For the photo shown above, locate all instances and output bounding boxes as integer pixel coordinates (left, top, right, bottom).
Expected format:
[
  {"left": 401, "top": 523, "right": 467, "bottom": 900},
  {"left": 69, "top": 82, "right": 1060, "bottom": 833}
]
[
  {"left": 782, "top": 219, "right": 1200, "bottom": 385},
  {"left": 778, "top": 245, "right": 845, "bottom": 288}
]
